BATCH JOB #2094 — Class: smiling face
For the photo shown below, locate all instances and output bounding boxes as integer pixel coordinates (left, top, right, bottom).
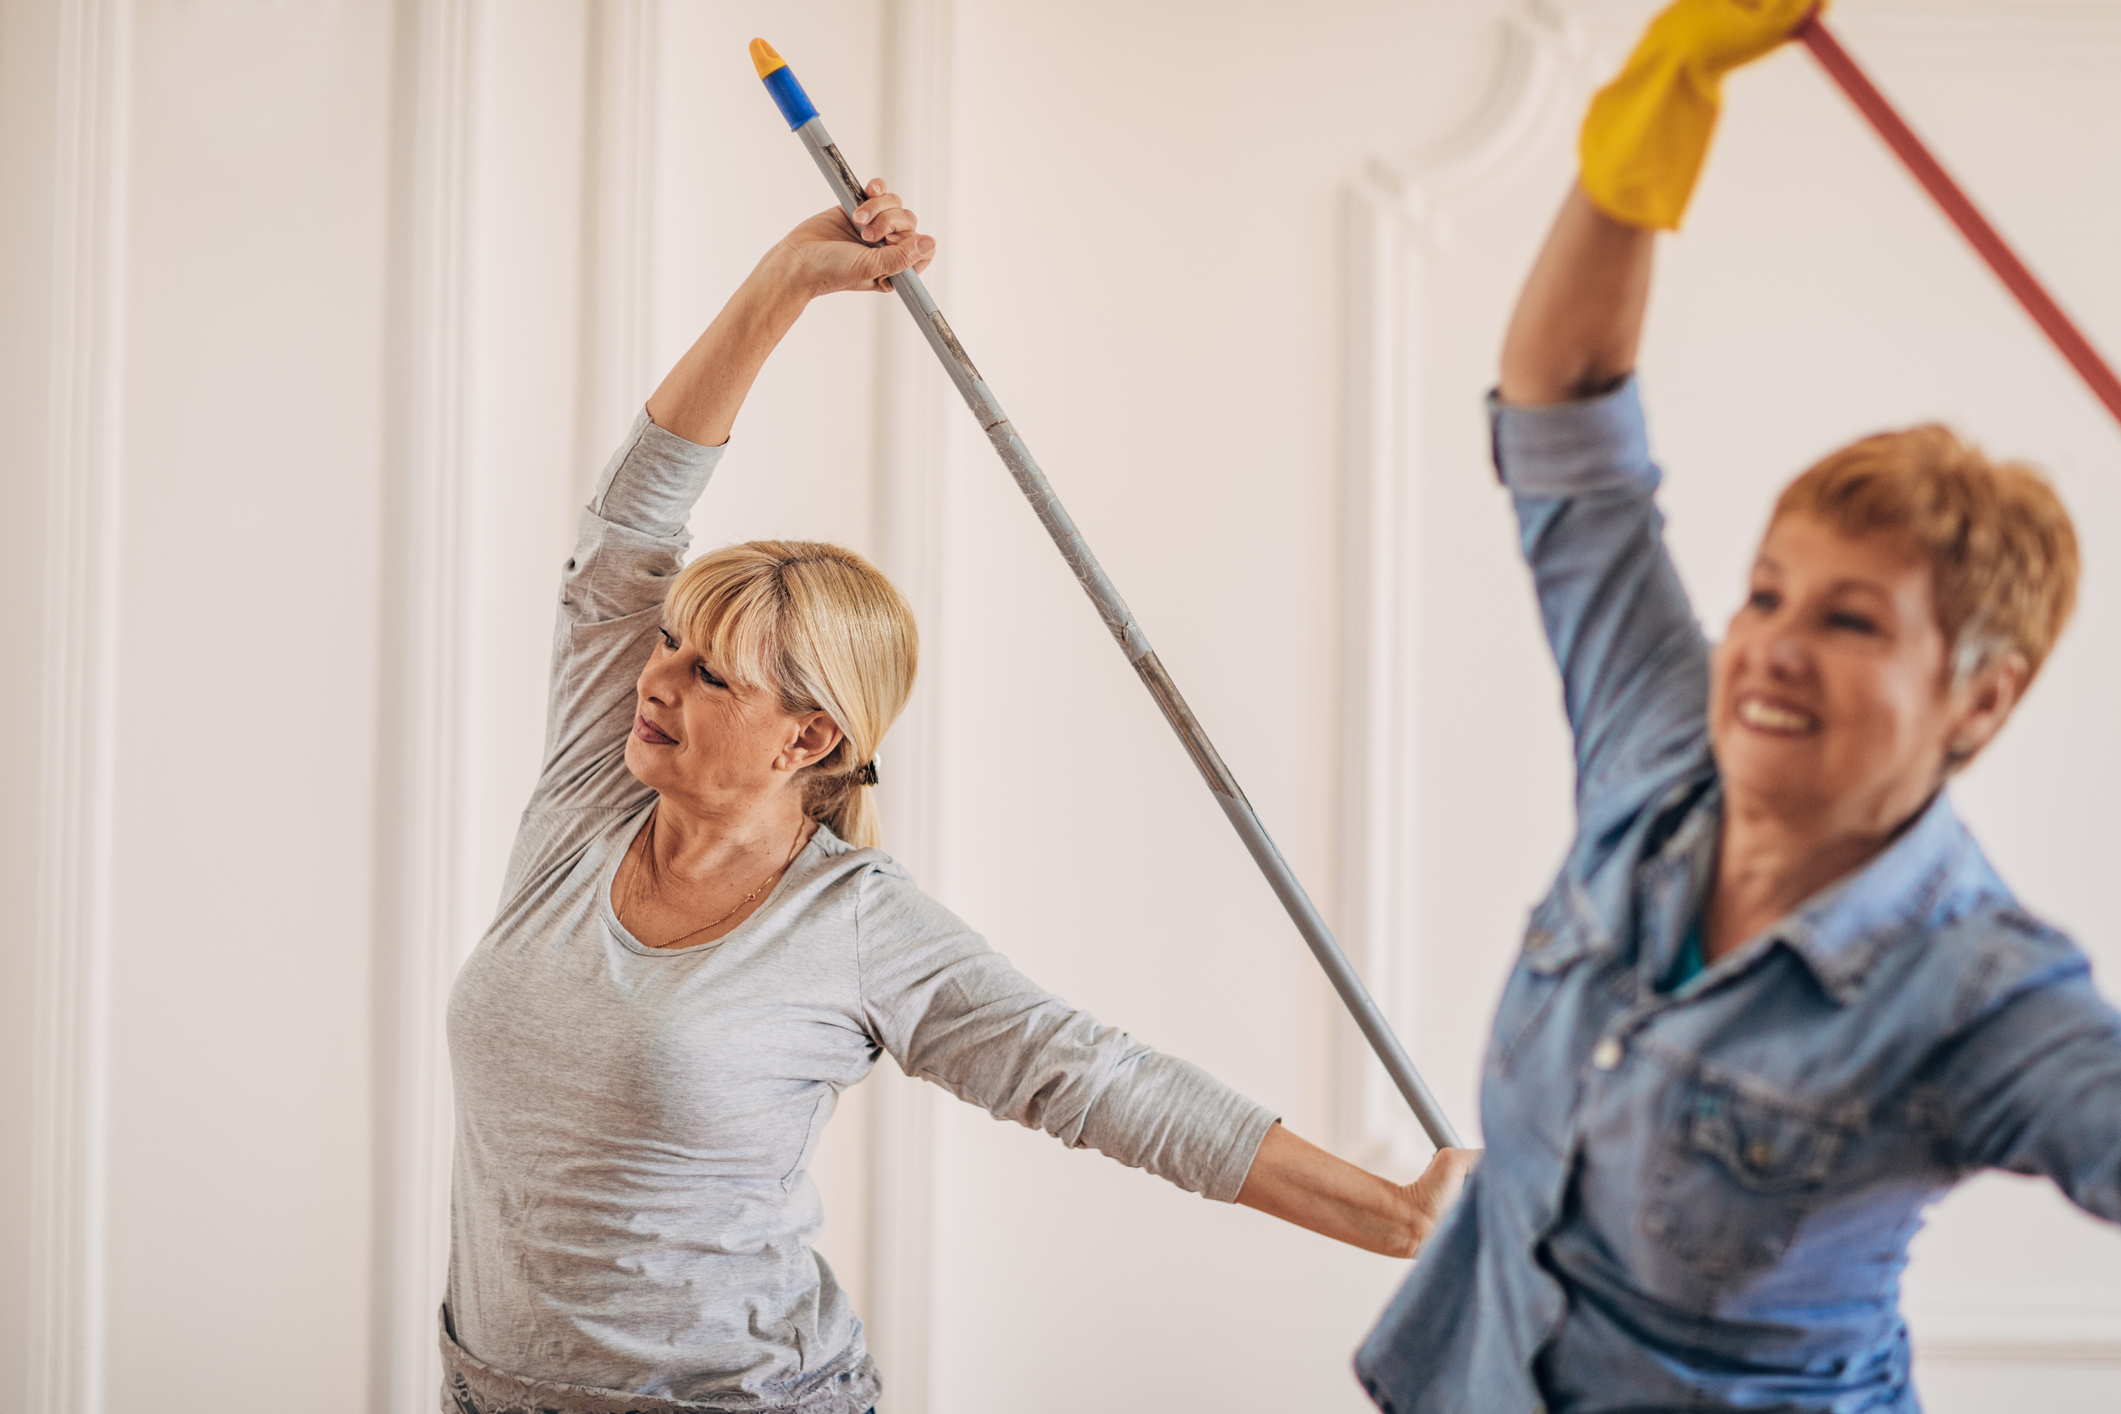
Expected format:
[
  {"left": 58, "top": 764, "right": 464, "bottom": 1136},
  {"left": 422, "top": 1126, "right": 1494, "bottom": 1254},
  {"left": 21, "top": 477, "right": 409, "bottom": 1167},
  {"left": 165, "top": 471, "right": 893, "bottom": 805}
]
[
  {"left": 624, "top": 622, "right": 842, "bottom": 815},
  {"left": 1709, "top": 512, "right": 2020, "bottom": 836}
]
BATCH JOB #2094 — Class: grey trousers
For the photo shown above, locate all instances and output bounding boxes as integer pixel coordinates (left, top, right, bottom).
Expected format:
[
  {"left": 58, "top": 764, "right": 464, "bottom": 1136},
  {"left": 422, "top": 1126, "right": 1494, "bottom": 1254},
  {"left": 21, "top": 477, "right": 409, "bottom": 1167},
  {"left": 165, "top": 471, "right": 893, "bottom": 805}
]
[{"left": 439, "top": 1306, "right": 882, "bottom": 1414}]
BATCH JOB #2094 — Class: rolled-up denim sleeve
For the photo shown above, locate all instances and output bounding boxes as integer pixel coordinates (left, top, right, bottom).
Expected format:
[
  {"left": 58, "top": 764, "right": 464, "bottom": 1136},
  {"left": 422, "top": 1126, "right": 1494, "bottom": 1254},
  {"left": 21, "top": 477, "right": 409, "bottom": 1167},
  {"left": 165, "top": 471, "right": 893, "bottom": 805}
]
[
  {"left": 1938, "top": 975, "right": 2121, "bottom": 1222},
  {"left": 1495, "top": 377, "right": 1712, "bottom": 812}
]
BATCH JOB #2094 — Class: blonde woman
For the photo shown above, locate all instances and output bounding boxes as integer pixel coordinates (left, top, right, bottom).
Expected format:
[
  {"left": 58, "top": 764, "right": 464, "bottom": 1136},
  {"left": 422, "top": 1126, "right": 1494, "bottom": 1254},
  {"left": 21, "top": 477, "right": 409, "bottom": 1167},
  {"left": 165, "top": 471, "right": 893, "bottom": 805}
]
[{"left": 440, "top": 184, "right": 1475, "bottom": 1414}]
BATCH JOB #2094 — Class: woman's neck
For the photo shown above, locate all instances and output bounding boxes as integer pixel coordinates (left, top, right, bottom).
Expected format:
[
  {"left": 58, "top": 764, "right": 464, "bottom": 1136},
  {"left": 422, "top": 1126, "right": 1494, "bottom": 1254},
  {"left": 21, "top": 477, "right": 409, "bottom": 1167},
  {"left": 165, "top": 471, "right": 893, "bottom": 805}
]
[
  {"left": 648, "top": 788, "right": 812, "bottom": 882},
  {"left": 1704, "top": 795, "right": 1905, "bottom": 963}
]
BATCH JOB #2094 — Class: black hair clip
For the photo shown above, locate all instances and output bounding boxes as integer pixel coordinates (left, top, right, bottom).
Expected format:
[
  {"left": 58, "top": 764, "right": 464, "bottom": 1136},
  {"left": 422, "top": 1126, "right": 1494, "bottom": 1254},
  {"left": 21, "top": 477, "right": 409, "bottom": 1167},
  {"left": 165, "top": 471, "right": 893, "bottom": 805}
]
[{"left": 856, "top": 759, "right": 880, "bottom": 786}]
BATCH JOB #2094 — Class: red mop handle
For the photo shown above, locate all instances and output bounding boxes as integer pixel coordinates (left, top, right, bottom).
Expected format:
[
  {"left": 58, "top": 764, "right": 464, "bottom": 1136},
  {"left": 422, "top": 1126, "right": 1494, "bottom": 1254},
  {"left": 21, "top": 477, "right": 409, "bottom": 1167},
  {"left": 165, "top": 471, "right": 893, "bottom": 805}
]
[{"left": 1796, "top": 13, "right": 2121, "bottom": 428}]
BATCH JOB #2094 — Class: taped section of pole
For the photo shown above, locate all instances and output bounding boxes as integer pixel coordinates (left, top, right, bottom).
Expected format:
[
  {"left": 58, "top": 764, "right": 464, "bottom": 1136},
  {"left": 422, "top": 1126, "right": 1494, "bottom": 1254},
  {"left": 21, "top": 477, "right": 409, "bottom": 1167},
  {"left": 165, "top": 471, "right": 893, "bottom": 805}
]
[
  {"left": 1797, "top": 14, "right": 2121, "bottom": 430},
  {"left": 746, "top": 37, "right": 1462, "bottom": 1151}
]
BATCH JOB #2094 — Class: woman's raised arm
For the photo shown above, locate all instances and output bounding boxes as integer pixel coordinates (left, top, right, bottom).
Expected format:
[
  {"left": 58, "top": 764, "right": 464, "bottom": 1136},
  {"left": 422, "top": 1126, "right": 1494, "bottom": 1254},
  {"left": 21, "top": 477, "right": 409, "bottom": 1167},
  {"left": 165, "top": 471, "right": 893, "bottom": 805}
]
[
  {"left": 646, "top": 179, "right": 934, "bottom": 446},
  {"left": 1497, "top": 185, "right": 1655, "bottom": 408},
  {"left": 1500, "top": 0, "right": 1819, "bottom": 406}
]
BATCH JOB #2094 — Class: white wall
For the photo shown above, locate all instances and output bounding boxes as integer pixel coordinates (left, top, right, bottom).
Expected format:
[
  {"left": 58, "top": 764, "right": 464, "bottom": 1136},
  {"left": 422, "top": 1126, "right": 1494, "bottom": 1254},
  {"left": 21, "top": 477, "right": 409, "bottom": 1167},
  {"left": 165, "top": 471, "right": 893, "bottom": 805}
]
[
  {"left": 4, "top": 2, "right": 396, "bottom": 1409},
  {"left": 108, "top": 1, "right": 391, "bottom": 1399},
  {"left": 3, "top": 2, "right": 2117, "bottom": 1412},
  {"left": 922, "top": 3, "right": 1504, "bottom": 1407}
]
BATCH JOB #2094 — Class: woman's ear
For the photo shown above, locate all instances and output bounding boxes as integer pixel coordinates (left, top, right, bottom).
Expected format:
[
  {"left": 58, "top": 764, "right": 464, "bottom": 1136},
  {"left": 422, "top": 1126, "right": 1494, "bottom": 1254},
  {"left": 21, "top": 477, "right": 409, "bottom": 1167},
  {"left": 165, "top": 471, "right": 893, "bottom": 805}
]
[
  {"left": 1944, "top": 650, "right": 2029, "bottom": 770},
  {"left": 777, "top": 711, "right": 846, "bottom": 773}
]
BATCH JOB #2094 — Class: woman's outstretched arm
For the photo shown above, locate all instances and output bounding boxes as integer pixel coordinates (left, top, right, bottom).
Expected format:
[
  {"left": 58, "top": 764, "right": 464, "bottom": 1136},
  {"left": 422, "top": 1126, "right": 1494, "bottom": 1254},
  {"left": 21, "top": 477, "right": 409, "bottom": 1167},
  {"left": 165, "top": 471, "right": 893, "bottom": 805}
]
[
  {"left": 646, "top": 178, "right": 935, "bottom": 446},
  {"left": 856, "top": 873, "right": 1475, "bottom": 1258},
  {"left": 1497, "top": 184, "right": 1656, "bottom": 408}
]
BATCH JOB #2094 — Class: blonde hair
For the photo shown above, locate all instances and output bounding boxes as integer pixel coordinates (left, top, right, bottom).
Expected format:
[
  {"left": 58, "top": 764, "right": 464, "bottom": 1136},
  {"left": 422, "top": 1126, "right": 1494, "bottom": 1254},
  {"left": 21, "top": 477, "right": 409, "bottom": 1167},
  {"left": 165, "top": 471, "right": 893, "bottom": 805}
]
[
  {"left": 663, "top": 540, "right": 917, "bottom": 849},
  {"left": 1774, "top": 425, "right": 2079, "bottom": 687}
]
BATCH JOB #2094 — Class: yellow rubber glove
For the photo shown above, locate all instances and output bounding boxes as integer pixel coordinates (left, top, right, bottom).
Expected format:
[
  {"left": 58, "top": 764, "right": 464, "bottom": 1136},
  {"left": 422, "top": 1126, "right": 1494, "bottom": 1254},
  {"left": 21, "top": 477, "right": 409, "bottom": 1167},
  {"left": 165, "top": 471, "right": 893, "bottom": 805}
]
[{"left": 1579, "top": 0, "right": 1822, "bottom": 230}]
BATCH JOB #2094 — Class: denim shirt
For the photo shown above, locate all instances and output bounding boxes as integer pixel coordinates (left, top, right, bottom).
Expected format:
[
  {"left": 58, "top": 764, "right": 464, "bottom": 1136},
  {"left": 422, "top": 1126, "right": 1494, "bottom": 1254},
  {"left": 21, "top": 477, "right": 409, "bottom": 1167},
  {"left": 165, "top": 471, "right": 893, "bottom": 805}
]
[{"left": 1356, "top": 378, "right": 2121, "bottom": 1414}]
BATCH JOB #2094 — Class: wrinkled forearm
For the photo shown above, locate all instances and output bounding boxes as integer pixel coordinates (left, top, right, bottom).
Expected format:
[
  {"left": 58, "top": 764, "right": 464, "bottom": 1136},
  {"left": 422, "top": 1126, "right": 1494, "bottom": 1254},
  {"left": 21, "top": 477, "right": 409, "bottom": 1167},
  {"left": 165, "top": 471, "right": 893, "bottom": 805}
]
[{"left": 1235, "top": 1123, "right": 1424, "bottom": 1257}]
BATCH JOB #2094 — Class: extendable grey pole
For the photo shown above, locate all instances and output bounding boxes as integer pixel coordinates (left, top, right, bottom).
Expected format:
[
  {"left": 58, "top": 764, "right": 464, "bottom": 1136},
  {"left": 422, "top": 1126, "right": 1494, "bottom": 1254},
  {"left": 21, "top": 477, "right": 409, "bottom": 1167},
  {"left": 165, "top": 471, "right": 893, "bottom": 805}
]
[{"left": 750, "top": 39, "right": 1461, "bottom": 1151}]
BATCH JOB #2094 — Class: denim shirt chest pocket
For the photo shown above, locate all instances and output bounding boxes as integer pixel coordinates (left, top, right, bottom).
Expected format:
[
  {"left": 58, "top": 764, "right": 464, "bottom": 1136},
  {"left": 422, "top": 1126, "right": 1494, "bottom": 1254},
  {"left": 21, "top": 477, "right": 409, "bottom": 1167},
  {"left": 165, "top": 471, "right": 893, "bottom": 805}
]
[
  {"left": 1640, "top": 1074, "right": 1858, "bottom": 1284},
  {"left": 1488, "top": 884, "right": 1610, "bottom": 1081}
]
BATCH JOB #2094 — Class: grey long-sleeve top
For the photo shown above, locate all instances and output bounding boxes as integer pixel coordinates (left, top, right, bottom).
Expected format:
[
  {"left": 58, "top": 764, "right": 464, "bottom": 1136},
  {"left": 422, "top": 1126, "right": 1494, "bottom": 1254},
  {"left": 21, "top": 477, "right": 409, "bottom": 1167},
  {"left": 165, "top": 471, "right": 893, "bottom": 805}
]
[{"left": 444, "top": 411, "right": 1278, "bottom": 1412}]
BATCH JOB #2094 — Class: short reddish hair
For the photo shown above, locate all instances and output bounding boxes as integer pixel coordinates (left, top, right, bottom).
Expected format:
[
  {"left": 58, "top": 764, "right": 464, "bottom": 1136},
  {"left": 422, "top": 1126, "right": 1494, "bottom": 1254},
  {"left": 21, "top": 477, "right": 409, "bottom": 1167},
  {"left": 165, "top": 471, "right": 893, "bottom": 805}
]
[{"left": 1774, "top": 425, "right": 2079, "bottom": 685}]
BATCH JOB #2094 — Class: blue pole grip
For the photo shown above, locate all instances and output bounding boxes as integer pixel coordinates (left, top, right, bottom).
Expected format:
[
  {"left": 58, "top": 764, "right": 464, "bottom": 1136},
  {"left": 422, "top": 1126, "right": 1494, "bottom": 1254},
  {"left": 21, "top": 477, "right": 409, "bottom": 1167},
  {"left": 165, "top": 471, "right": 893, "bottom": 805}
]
[{"left": 762, "top": 66, "right": 819, "bottom": 130}]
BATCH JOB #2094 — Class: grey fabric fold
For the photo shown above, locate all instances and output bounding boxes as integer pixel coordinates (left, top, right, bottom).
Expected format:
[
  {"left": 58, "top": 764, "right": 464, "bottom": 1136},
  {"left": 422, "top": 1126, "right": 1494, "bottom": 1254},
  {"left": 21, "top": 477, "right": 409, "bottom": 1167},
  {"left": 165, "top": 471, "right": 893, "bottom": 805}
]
[{"left": 440, "top": 1305, "right": 879, "bottom": 1414}]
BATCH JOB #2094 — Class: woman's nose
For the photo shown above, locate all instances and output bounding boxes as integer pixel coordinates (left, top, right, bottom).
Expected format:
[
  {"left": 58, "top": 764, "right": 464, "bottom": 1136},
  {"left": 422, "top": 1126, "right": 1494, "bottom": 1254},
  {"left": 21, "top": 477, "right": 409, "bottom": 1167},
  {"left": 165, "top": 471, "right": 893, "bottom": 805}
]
[
  {"left": 638, "top": 652, "right": 681, "bottom": 704},
  {"left": 1763, "top": 625, "right": 1809, "bottom": 676}
]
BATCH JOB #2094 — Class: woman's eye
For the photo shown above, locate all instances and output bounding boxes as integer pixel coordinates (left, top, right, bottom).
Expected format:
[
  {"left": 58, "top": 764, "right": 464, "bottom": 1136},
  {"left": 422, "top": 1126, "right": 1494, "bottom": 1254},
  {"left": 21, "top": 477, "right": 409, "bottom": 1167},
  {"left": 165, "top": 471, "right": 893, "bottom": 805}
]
[
  {"left": 1828, "top": 611, "right": 1878, "bottom": 634},
  {"left": 1747, "top": 589, "right": 1779, "bottom": 613},
  {"left": 658, "top": 627, "right": 678, "bottom": 650},
  {"left": 695, "top": 664, "right": 727, "bottom": 689}
]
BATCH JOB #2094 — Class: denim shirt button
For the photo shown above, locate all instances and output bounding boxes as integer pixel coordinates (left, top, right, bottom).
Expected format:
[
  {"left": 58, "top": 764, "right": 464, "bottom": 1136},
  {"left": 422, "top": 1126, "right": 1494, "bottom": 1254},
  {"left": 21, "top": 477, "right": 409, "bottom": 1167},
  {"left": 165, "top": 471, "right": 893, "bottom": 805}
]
[{"left": 1591, "top": 1036, "right": 1624, "bottom": 1070}]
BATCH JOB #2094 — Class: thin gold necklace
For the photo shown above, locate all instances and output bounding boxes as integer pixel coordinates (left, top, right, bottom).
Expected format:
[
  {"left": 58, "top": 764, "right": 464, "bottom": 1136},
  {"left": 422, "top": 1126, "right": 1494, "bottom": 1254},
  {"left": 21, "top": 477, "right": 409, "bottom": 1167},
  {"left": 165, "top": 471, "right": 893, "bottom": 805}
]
[{"left": 621, "top": 808, "right": 807, "bottom": 950}]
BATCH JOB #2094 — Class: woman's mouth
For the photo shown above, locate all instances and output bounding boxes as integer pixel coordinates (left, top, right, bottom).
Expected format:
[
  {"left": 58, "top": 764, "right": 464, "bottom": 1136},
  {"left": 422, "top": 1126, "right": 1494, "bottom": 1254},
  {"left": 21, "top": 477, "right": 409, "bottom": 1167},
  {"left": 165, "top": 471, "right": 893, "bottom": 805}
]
[
  {"left": 633, "top": 714, "right": 678, "bottom": 746},
  {"left": 1735, "top": 695, "right": 1819, "bottom": 736}
]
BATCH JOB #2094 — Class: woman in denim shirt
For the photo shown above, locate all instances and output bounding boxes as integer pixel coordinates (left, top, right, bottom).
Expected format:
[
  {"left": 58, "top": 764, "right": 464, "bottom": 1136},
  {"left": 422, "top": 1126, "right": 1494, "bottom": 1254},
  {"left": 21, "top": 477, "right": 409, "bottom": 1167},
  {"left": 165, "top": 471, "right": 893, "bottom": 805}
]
[{"left": 1357, "top": 6, "right": 2108, "bottom": 1411}]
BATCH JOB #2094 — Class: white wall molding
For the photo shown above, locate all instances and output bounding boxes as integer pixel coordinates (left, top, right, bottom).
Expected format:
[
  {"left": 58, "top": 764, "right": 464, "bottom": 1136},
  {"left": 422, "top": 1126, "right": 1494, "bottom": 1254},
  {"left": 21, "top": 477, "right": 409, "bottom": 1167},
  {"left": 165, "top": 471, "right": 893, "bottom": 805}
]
[
  {"left": 31, "top": 4, "right": 129, "bottom": 1412},
  {"left": 373, "top": 1, "right": 483, "bottom": 1409},
  {"left": 1335, "top": 0, "right": 1584, "bottom": 1169},
  {"left": 575, "top": 0, "right": 661, "bottom": 499},
  {"left": 1334, "top": 179, "right": 1421, "bottom": 1173},
  {"left": 865, "top": 0, "right": 956, "bottom": 1407},
  {"left": 1369, "top": 1, "right": 1587, "bottom": 243}
]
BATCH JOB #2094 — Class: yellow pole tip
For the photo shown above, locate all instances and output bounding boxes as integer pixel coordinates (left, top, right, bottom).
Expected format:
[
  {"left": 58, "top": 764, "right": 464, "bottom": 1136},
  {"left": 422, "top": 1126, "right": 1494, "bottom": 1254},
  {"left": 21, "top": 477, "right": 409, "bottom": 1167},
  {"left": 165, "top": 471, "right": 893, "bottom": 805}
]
[{"left": 749, "top": 38, "right": 786, "bottom": 78}]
